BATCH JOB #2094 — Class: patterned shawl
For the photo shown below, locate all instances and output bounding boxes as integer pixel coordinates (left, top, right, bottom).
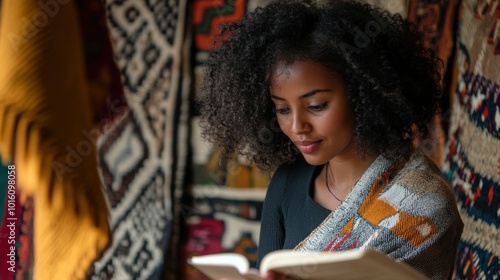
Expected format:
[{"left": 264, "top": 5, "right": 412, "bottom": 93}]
[{"left": 295, "top": 149, "right": 463, "bottom": 280}]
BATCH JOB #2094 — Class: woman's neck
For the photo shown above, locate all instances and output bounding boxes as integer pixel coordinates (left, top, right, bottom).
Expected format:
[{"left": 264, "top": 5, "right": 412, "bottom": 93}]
[{"left": 327, "top": 145, "right": 379, "bottom": 192}]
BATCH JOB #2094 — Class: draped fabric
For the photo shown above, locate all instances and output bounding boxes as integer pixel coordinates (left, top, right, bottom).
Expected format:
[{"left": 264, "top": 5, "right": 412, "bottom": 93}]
[
  {"left": 442, "top": 0, "right": 500, "bottom": 278},
  {"left": 0, "top": 0, "right": 111, "bottom": 278},
  {"left": 294, "top": 150, "right": 463, "bottom": 280},
  {"left": 88, "top": 0, "right": 190, "bottom": 278}
]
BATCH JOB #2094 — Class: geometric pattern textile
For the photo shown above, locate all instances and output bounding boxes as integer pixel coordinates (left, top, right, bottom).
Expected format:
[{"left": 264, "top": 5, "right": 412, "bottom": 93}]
[
  {"left": 88, "top": 0, "right": 190, "bottom": 279},
  {"left": 192, "top": 0, "right": 246, "bottom": 51},
  {"left": 442, "top": 0, "right": 500, "bottom": 279},
  {"left": 182, "top": 186, "right": 265, "bottom": 280},
  {"left": 191, "top": 0, "right": 272, "bottom": 189},
  {"left": 192, "top": 0, "right": 271, "bottom": 83},
  {"left": 186, "top": 1, "right": 272, "bottom": 279}
]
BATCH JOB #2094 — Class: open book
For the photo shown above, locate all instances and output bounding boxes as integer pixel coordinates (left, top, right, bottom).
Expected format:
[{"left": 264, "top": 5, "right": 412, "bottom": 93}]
[{"left": 188, "top": 249, "right": 428, "bottom": 280}]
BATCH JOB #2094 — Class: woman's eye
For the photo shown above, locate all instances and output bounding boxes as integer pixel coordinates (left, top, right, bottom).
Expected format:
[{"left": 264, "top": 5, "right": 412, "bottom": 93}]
[
  {"left": 274, "top": 108, "right": 290, "bottom": 115},
  {"left": 308, "top": 103, "right": 327, "bottom": 111}
]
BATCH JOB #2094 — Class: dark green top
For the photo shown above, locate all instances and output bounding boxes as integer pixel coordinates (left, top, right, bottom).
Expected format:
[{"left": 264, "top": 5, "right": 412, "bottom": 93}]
[{"left": 256, "top": 157, "right": 330, "bottom": 267}]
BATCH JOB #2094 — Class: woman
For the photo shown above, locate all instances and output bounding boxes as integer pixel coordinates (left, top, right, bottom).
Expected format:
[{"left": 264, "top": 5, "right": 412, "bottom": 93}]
[{"left": 197, "top": 0, "right": 463, "bottom": 279}]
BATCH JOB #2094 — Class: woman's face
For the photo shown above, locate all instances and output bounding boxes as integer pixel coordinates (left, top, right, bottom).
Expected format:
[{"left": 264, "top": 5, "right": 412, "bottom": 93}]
[{"left": 270, "top": 60, "right": 356, "bottom": 166}]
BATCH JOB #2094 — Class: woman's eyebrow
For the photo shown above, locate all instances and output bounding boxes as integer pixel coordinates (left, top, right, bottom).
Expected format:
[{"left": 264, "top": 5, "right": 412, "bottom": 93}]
[{"left": 270, "top": 89, "right": 331, "bottom": 100}]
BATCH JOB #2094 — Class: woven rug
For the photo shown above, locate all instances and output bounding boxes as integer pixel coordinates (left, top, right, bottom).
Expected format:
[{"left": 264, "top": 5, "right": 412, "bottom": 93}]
[
  {"left": 191, "top": 0, "right": 271, "bottom": 188},
  {"left": 182, "top": 186, "right": 266, "bottom": 280},
  {"left": 407, "top": 0, "right": 462, "bottom": 167},
  {"left": 89, "top": 0, "right": 190, "bottom": 279},
  {"left": 184, "top": 1, "right": 271, "bottom": 279},
  {"left": 442, "top": 0, "right": 500, "bottom": 279}
]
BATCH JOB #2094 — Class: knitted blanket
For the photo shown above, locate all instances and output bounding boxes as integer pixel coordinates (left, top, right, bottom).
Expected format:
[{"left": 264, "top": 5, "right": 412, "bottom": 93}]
[{"left": 295, "top": 150, "right": 463, "bottom": 280}]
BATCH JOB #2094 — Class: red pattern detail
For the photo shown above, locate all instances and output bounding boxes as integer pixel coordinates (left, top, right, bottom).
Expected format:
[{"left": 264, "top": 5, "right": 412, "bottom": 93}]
[
  {"left": 487, "top": 185, "right": 494, "bottom": 206},
  {"left": 465, "top": 189, "right": 471, "bottom": 206},
  {"left": 322, "top": 234, "right": 352, "bottom": 252},
  {"left": 332, "top": 234, "right": 351, "bottom": 251},
  {"left": 381, "top": 170, "right": 391, "bottom": 185},
  {"left": 468, "top": 249, "right": 477, "bottom": 279},
  {"left": 192, "top": 0, "right": 246, "bottom": 50},
  {"left": 482, "top": 106, "right": 489, "bottom": 120},
  {"left": 473, "top": 186, "right": 481, "bottom": 202},
  {"left": 184, "top": 218, "right": 224, "bottom": 255},
  {"left": 323, "top": 236, "right": 338, "bottom": 252}
]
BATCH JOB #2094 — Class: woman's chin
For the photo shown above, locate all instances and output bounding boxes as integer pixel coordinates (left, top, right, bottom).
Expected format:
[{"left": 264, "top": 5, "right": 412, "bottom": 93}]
[{"left": 301, "top": 154, "right": 329, "bottom": 166}]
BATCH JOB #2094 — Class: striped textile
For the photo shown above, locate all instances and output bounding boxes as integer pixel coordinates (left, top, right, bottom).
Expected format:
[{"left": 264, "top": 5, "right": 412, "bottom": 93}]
[{"left": 442, "top": 0, "right": 500, "bottom": 279}]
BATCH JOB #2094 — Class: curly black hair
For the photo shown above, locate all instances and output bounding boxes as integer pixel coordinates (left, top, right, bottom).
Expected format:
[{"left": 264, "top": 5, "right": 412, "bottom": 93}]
[{"left": 197, "top": 0, "right": 442, "bottom": 171}]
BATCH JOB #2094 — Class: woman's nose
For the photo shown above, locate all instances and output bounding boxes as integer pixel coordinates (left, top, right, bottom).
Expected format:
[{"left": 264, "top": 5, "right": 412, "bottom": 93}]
[{"left": 290, "top": 112, "right": 310, "bottom": 134}]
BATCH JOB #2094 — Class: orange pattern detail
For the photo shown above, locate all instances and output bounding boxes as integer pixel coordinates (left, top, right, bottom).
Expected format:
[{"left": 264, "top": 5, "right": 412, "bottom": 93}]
[
  {"left": 391, "top": 212, "right": 438, "bottom": 247},
  {"left": 358, "top": 180, "right": 398, "bottom": 226},
  {"left": 340, "top": 218, "right": 355, "bottom": 235}
]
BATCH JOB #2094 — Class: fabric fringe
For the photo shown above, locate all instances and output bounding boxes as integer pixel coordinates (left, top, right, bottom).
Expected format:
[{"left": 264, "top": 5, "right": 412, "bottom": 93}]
[{"left": 0, "top": 0, "right": 110, "bottom": 279}]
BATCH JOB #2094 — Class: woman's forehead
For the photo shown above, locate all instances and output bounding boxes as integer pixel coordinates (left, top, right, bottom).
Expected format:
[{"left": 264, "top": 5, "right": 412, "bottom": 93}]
[{"left": 270, "top": 60, "right": 342, "bottom": 86}]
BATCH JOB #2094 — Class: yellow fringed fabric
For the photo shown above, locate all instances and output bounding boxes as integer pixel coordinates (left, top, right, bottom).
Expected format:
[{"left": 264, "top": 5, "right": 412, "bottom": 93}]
[{"left": 0, "top": 0, "right": 111, "bottom": 279}]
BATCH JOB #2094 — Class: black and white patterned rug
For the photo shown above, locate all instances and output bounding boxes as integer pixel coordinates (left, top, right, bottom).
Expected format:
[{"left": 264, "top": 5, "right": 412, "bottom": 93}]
[{"left": 89, "top": 0, "right": 189, "bottom": 279}]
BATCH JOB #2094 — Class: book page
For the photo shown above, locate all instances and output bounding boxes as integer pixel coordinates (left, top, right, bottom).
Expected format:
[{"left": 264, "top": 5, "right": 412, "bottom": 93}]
[
  {"left": 188, "top": 253, "right": 264, "bottom": 280},
  {"left": 189, "top": 253, "right": 249, "bottom": 274},
  {"left": 189, "top": 264, "right": 263, "bottom": 280},
  {"left": 261, "top": 249, "right": 428, "bottom": 280}
]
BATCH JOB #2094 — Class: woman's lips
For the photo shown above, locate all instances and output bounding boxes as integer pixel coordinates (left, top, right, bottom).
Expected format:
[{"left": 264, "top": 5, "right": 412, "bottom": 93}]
[{"left": 295, "top": 140, "right": 322, "bottom": 153}]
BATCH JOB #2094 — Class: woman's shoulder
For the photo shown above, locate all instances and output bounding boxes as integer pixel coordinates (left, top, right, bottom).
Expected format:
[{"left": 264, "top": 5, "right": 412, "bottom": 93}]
[
  {"left": 384, "top": 149, "right": 460, "bottom": 218},
  {"left": 393, "top": 149, "right": 453, "bottom": 195},
  {"left": 379, "top": 149, "right": 463, "bottom": 251}
]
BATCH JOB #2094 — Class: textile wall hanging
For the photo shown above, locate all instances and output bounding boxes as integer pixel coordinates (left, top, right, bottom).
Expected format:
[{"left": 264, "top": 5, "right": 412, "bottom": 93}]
[
  {"left": 183, "top": 0, "right": 272, "bottom": 279},
  {"left": 407, "top": 0, "right": 462, "bottom": 167},
  {"left": 89, "top": 0, "right": 190, "bottom": 279},
  {"left": 408, "top": 0, "right": 460, "bottom": 67},
  {"left": 442, "top": 0, "right": 500, "bottom": 279},
  {"left": 181, "top": 186, "right": 265, "bottom": 279}
]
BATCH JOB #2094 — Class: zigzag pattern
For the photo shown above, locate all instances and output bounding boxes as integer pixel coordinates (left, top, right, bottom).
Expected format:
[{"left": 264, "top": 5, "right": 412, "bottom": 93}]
[{"left": 193, "top": 0, "right": 246, "bottom": 50}]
